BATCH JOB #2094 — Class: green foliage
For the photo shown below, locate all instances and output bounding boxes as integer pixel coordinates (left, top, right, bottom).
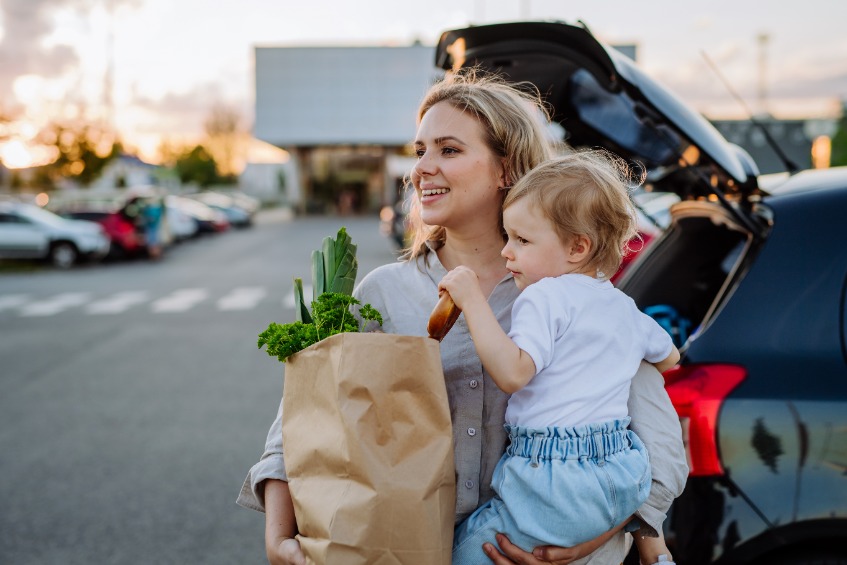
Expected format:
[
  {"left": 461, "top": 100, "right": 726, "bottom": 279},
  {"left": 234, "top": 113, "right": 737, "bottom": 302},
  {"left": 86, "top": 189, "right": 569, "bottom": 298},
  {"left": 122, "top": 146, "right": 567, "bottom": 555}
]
[
  {"left": 37, "top": 121, "right": 121, "bottom": 187},
  {"left": 293, "top": 277, "right": 312, "bottom": 323},
  {"left": 830, "top": 111, "right": 847, "bottom": 167},
  {"left": 259, "top": 227, "right": 383, "bottom": 363},
  {"left": 175, "top": 145, "right": 222, "bottom": 187},
  {"left": 258, "top": 293, "right": 383, "bottom": 362},
  {"left": 295, "top": 227, "right": 358, "bottom": 323}
]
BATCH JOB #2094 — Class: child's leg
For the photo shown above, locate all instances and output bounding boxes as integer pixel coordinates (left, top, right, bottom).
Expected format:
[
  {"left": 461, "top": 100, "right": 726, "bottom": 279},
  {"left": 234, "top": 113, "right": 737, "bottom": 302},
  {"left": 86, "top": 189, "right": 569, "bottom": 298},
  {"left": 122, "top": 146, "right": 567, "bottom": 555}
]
[{"left": 452, "top": 496, "right": 519, "bottom": 565}]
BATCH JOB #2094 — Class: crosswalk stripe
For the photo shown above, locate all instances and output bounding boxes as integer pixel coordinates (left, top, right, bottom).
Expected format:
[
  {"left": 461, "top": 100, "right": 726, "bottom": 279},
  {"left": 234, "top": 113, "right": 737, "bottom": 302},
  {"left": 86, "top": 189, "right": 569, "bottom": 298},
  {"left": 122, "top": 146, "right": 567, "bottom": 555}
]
[
  {"left": 151, "top": 288, "right": 210, "bottom": 313},
  {"left": 19, "top": 292, "right": 91, "bottom": 317},
  {"left": 217, "top": 287, "right": 267, "bottom": 311},
  {"left": 86, "top": 291, "right": 150, "bottom": 315},
  {"left": 0, "top": 294, "right": 30, "bottom": 312},
  {"left": 0, "top": 286, "right": 279, "bottom": 317}
]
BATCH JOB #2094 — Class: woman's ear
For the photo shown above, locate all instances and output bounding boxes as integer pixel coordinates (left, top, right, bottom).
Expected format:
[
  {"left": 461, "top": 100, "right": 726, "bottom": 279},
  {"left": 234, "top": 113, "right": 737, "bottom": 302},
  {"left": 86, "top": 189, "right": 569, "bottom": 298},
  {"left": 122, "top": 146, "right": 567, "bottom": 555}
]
[{"left": 499, "top": 160, "right": 510, "bottom": 189}]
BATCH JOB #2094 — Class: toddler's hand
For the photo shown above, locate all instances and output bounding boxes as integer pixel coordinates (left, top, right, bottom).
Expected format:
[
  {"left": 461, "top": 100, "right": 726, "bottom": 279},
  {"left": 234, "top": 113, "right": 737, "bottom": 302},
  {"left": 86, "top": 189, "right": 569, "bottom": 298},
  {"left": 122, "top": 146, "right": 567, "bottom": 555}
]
[{"left": 438, "top": 266, "right": 484, "bottom": 310}]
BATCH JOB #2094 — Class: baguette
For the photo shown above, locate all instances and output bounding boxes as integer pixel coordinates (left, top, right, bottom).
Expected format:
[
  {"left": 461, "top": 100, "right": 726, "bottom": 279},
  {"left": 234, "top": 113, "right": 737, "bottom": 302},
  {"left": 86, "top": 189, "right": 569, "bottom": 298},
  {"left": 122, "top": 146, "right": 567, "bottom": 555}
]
[{"left": 427, "top": 290, "right": 461, "bottom": 341}]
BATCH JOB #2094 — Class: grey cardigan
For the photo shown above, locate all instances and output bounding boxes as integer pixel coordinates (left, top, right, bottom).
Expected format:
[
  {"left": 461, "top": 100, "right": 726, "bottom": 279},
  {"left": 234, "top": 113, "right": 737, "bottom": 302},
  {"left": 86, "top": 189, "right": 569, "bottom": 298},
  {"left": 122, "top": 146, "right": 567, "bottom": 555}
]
[{"left": 237, "top": 250, "right": 688, "bottom": 563}]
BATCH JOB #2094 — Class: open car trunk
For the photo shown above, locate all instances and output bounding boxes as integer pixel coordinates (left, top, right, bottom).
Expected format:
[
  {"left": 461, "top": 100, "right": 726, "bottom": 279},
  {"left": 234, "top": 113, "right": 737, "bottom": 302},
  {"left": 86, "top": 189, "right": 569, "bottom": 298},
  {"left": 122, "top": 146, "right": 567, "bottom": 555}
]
[{"left": 617, "top": 200, "right": 763, "bottom": 348}]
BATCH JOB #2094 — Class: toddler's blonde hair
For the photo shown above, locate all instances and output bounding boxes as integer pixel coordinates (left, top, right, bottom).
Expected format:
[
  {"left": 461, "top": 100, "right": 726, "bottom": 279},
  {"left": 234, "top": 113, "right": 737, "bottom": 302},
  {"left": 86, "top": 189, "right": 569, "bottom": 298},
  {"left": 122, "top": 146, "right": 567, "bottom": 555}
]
[{"left": 503, "top": 149, "right": 642, "bottom": 279}]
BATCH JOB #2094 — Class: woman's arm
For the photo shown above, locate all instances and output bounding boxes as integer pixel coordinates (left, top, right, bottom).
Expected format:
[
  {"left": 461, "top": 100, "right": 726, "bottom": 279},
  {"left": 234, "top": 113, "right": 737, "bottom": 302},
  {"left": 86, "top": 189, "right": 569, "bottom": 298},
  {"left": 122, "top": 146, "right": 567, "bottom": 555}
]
[
  {"left": 627, "top": 361, "right": 689, "bottom": 538},
  {"left": 264, "top": 480, "right": 306, "bottom": 565}
]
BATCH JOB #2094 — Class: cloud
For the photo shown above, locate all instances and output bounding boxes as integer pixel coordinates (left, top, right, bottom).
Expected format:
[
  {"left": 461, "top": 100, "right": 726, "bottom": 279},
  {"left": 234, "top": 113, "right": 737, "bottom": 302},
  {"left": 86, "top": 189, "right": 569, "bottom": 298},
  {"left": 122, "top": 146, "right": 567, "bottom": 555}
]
[
  {"left": 0, "top": 0, "right": 137, "bottom": 108},
  {"left": 126, "top": 84, "right": 251, "bottom": 137}
]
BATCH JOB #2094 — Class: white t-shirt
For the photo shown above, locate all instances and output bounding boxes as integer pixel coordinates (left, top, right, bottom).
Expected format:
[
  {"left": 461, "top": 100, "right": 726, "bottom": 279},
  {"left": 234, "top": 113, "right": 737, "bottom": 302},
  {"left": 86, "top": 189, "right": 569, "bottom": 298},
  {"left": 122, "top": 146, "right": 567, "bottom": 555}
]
[{"left": 506, "top": 274, "right": 673, "bottom": 428}]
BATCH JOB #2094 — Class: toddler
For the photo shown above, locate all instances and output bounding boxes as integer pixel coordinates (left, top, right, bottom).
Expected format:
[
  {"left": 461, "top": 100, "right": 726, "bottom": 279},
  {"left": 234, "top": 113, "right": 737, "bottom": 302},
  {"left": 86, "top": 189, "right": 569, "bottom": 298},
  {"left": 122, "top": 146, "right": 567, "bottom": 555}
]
[{"left": 440, "top": 150, "right": 679, "bottom": 565}]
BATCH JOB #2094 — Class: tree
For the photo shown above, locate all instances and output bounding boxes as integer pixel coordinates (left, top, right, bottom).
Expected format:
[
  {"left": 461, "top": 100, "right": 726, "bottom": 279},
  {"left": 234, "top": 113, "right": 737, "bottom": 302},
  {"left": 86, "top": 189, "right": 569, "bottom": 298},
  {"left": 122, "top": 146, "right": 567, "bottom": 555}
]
[
  {"left": 203, "top": 103, "right": 247, "bottom": 180},
  {"left": 37, "top": 121, "right": 122, "bottom": 187},
  {"left": 830, "top": 100, "right": 847, "bottom": 167},
  {"left": 175, "top": 145, "right": 220, "bottom": 187}
]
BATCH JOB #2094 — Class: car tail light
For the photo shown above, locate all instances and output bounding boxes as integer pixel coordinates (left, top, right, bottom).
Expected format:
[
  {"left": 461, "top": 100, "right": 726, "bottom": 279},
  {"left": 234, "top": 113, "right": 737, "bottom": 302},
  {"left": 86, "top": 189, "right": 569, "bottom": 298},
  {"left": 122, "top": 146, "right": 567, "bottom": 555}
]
[{"left": 663, "top": 364, "right": 746, "bottom": 477}]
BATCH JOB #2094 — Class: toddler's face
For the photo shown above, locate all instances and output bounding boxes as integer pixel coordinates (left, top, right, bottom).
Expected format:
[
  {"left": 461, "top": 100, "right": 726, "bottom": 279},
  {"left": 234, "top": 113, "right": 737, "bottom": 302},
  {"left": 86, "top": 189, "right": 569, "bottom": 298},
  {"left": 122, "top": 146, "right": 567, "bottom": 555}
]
[{"left": 501, "top": 199, "right": 575, "bottom": 290}]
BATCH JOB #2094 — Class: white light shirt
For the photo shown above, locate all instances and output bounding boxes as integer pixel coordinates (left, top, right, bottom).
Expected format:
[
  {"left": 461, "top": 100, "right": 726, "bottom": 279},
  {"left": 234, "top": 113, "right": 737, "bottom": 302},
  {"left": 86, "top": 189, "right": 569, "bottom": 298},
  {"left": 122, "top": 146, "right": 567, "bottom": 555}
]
[{"left": 506, "top": 274, "right": 673, "bottom": 428}]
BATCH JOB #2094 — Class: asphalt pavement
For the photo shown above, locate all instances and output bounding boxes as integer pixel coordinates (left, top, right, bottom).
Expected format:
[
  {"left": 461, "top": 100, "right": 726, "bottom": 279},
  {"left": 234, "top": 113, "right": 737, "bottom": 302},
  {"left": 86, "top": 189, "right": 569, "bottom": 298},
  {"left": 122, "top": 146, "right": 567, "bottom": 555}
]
[{"left": 0, "top": 210, "right": 398, "bottom": 564}]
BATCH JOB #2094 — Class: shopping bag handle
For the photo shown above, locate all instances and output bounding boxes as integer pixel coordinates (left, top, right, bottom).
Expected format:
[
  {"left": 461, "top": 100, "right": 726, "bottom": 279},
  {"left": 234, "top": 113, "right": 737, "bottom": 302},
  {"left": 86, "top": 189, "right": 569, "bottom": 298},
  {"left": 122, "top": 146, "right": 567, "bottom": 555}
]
[{"left": 427, "top": 290, "right": 461, "bottom": 341}]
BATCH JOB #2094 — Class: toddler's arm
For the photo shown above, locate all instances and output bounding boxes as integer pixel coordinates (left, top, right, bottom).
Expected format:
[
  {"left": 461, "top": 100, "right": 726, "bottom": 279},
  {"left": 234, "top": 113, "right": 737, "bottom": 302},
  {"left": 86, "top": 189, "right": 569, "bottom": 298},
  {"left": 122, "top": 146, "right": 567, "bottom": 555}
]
[
  {"left": 439, "top": 266, "right": 536, "bottom": 393},
  {"left": 652, "top": 345, "right": 680, "bottom": 374}
]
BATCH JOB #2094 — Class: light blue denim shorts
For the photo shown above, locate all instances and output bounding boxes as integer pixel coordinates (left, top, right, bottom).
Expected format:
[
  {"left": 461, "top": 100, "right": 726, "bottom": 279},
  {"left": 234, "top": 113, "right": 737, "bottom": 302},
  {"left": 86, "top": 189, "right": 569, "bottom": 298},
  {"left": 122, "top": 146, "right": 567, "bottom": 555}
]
[{"left": 452, "top": 418, "right": 650, "bottom": 563}]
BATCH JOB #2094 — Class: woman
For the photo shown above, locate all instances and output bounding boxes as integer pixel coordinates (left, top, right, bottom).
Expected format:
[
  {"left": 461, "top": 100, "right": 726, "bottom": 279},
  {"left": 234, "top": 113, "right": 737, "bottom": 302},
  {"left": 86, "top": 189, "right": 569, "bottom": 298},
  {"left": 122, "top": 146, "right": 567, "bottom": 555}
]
[{"left": 237, "top": 70, "right": 688, "bottom": 565}]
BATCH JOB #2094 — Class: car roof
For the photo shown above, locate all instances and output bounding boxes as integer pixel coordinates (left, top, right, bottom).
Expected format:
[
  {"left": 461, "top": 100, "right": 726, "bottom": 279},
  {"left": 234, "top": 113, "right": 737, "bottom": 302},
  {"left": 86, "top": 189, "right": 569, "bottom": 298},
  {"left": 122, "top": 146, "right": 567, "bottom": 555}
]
[{"left": 759, "top": 166, "right": 847, "bottom": 197}]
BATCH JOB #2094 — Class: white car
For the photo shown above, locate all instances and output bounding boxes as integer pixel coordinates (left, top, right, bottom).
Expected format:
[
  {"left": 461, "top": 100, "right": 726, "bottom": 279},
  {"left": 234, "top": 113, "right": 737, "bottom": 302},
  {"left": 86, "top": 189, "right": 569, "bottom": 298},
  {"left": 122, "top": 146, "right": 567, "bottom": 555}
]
[
  {"left": 164, "top": 197, "right": 199, "bottom": 241},
  {"left": 0, "top": 201, "right": 110, "bottom": 268}
]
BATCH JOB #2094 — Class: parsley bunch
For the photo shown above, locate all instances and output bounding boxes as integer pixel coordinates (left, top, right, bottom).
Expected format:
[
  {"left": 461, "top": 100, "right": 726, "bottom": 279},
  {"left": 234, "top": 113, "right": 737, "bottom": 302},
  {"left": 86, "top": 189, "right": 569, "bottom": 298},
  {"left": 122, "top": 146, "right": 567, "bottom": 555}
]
[{"left": 258, "top": 228, "right": 384, "bottom": 363}]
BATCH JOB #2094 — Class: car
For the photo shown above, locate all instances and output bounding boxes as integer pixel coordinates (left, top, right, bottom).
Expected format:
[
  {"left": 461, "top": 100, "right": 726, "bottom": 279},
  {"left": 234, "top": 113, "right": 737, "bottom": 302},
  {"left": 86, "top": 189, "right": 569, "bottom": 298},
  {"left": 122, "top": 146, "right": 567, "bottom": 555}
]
[
  {"left": 0, "top": 201, "right": 110, "bottom": 268},
  {"left": 184, "top": 191, "right": 253, "bottom": 228},
  {"left": 164, "top": 200, "right": 199, "bottom": 241},
  {"left": 166, "top": 195, "right": 229, "bottom": 234},
  {"left": 56, "top": 207, "right": 146, "bottom": 259},
  {"left": 436, "top": 21, "right": 847, "bottom": 564}
]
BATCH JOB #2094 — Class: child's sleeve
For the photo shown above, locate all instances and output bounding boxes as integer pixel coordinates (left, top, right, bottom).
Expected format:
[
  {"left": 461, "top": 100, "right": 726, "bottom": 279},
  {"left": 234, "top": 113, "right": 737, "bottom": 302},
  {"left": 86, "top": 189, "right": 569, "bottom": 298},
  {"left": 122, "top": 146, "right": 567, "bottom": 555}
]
[{"left": 508, "top": 283, "right": 564, "bottom": 376}]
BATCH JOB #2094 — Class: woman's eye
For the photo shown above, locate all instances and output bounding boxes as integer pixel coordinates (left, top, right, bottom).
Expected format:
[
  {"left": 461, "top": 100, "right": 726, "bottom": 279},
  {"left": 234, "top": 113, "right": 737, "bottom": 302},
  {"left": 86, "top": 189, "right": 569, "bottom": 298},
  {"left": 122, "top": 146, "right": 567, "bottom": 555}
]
[
  {"left": 441, "top": 146, "right": 458, "bottom": 155},
  {"left": 414, "top": 148, "right": 425, "bottom": 158}
]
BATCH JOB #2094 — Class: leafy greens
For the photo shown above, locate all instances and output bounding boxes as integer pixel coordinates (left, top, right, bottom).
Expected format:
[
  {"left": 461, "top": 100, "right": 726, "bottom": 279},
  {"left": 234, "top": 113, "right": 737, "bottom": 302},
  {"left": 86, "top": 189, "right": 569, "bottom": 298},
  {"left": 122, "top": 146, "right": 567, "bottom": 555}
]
[{"left": 258, "top": 227, "right": 383, "bottom": 362}]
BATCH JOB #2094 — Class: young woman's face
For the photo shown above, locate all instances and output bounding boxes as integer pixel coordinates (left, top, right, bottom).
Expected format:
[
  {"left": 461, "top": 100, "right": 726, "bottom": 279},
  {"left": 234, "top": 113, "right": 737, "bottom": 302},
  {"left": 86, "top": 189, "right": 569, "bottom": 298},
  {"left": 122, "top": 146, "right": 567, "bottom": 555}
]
[
  {"left": 501, "top": 198, "right": 576, "bottom": 290},
  {"left": 411, "top": 101, "right": 505, "bottom": 232}
]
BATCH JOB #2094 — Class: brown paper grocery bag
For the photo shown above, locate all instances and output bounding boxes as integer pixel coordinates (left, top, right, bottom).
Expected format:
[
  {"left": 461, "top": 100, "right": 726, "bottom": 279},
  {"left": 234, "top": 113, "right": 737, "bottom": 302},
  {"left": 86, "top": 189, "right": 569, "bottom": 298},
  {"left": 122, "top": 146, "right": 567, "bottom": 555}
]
[{"left": 282, "top": 332, "right": 456, "bottom": 565}]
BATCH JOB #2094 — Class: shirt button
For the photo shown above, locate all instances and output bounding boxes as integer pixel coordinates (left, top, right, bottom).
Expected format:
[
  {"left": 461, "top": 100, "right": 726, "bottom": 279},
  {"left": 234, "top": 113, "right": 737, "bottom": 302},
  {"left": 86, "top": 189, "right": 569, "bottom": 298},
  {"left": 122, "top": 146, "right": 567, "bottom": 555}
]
[
  {"left": 469, "top": 379, "right": 479, "bottom": 389},
  {"left": 467, "top": 427, "right": 476, "bottom": 437},
  {"left": 464, "top": 480, "right": 474, "bottom": 489}
]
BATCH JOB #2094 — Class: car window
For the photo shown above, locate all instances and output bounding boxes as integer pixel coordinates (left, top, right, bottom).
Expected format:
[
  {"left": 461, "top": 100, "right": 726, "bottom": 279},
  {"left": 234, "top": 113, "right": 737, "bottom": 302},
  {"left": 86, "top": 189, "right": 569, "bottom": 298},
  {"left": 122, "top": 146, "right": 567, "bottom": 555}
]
[
  {"left": 0, "top": 212, "right": 32, "bottom": 225},
  {"left": 17, "top": 205, "right": 68, "bottom": 228}
]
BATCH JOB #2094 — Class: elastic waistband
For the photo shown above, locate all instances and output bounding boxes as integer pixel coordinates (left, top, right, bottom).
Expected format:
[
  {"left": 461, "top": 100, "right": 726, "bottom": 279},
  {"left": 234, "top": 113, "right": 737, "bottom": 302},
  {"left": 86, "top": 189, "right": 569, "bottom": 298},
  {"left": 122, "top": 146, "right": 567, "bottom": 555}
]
[{"left": 505, "top": 418, "right": 633, "bottom": 462}]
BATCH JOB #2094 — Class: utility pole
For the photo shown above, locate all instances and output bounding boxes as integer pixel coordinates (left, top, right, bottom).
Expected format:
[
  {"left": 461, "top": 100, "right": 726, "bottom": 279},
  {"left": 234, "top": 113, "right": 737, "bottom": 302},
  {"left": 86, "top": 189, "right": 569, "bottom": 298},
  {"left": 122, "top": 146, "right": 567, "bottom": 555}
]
[
  {"left": 756, "top": 33, "right": 770, "bottom": 117},
  {"left": 103, "top": 0, "right": 115, "bottom": 130}
]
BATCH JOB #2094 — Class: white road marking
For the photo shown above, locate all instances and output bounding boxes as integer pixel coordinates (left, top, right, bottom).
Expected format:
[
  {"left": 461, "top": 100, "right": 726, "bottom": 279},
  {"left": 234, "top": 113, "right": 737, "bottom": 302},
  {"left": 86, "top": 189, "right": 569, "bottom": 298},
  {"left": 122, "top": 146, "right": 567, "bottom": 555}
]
[
  {"left": 86, "top": 291, "right": 150, "bottom": 315},
  {"left": 150, "top": 288, "right": 209, "bottom": 313},
  {"left": 19, "top": 292, "right": 91, "bottom": 317},
  {"left": 217, "top": 287, "right": 267, "bottom": 311},
  {"left": 0, "top": 294, "right": 30, "bottom": 313},
  {"left": 282, "top": 285, "right": 313, "bottom": 309}
]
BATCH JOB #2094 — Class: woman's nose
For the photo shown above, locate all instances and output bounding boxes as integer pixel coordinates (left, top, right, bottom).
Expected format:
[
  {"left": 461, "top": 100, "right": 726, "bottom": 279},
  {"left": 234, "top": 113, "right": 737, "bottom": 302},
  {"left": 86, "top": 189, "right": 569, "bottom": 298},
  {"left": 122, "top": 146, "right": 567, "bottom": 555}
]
[{"left": 413, "top": 151, "right": 435, "bottom": 177}]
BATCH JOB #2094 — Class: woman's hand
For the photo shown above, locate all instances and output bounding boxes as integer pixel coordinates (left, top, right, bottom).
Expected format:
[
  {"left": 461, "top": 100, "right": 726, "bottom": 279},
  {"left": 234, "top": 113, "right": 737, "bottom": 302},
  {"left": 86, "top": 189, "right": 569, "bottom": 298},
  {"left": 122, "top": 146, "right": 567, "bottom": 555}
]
[
  {"left": 266, "top": 537, "right": 306, "bottom": 565},
  {"left": 483, "top": 520, "right": 626, "bottom": 565}
]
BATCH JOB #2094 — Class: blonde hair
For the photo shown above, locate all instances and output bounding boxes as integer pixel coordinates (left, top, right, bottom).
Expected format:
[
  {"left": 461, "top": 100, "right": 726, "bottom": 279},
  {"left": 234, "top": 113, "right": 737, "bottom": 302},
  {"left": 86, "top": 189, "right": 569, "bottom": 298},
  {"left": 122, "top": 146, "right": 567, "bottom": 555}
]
[
  {"left": 405, "top": 69, "right": 557, "bottom": 258},
  {"left": 503, "top": 149, "right": 643, "bottom": 279}
]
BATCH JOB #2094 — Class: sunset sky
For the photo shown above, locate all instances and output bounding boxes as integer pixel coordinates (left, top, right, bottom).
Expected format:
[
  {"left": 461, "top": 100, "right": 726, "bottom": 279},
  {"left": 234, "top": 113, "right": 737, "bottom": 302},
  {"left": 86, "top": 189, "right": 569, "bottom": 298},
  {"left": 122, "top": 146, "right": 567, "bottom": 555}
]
[{"left": 1, "top": 0, "right": 845, "bottom": 169}]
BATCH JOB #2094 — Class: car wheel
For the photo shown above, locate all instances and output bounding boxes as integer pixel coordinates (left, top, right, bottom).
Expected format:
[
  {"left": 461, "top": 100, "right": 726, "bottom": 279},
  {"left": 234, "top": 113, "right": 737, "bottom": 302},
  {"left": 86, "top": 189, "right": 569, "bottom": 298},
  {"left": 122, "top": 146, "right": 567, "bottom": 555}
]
[{"left": 50, "top": 242, "right": 79, "bottom": 269}]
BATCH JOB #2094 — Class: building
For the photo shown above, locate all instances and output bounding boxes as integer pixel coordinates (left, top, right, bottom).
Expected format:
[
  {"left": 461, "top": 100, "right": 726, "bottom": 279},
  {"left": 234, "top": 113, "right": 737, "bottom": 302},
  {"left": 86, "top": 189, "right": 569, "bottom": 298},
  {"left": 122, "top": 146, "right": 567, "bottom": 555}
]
[
  {"left": 710, "top": 117, "right": 836, "bottom": 175},
  {"left": 253, "top": 44, "right": 441, "bottom": 214}
]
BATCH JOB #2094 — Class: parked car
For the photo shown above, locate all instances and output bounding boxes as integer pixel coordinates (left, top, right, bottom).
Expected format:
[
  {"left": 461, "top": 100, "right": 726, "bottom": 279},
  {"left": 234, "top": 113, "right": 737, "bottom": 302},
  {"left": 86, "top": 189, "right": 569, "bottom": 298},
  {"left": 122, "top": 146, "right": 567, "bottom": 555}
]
[
  {"left": 0, "top": 201, "right": 110, "bottom": 268},
  {"left": 56, "top": 207, "right": 146, "bottom": 259},
  {"left": 166, "top": 195, "right": 229, "bottom": 234},
  {"left": 436, "top": 21, "right": 847, "bottom": 564},
  {"left": 165, "top": 200, "right": 199, "bottom": 241},
  {"left": 184, "top": 191, "right": 253, "bottom": 228}
]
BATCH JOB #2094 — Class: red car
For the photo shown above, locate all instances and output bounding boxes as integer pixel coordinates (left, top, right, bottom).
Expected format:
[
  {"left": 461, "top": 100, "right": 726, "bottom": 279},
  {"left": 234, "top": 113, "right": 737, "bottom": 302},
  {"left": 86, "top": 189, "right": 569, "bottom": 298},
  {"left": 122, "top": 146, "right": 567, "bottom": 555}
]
[{"left": 58, "top": 208, "right": 146, "bottom": 258}]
